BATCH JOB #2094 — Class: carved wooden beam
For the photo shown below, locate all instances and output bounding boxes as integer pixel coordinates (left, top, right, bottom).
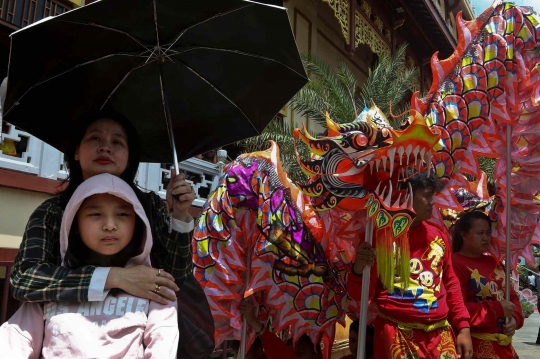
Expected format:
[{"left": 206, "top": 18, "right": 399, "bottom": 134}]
[
  {"left": 322, "top": 0, "right": 391, "bottom": 58},
  {"left": 321, "top": 0, "right": 351, "bottom": 45}
]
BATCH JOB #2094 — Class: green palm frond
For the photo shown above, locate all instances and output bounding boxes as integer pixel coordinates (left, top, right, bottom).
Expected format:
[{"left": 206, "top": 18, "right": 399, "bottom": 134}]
[
  {"left": 478, "top": 156, "right": 496, "bottom": 183},
  {"left": 291, "top": 44, "right": 418, "bottom": 127},
  {"left": 290, "top": 53, "right": 358, "bottom": 125},
  {"left": 359, "top": 44, "right": 419, "bottom": 118}
]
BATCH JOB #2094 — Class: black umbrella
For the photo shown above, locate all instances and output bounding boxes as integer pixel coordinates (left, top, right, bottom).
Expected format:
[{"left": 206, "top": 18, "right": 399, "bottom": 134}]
[{"left": 4, "top": 0, "right": 307, "bottom": 170}]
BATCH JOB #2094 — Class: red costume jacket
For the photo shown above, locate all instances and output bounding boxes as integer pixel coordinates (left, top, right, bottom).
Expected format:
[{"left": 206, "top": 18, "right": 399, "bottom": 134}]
[
  {"left": 451, "top": 253, "right": 524, "bottom": 358},
  {"left": 347, "top": 221, "right": 470, "bottom": 331}
]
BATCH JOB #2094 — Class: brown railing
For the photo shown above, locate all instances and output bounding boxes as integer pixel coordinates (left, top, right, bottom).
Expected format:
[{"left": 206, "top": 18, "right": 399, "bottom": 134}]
[
  {"left": 0, "top": 0, "right": 73, "bottom": 30},
  {"left": 0, "top": 247, "right": 18, "bottom": 324}
]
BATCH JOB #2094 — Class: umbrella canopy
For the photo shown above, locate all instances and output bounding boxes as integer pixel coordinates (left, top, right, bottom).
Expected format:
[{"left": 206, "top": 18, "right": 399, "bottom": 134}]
[{"left": 4, "top": 0, "right": 307, "bottom": 163}]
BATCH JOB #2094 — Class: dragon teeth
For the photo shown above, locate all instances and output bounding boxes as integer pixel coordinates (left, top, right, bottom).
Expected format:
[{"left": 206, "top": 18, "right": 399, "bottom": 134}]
[
  {"left": 408, "top": 182, "right": 414, "bottom": 208},
  {"left": 369, "top": 161, "right": 374, "bottom": 174},
  {"left": 393, "top": 193, "right": 402, "bottom": 208},
  {"left": 384, "top": 181, "right": 393, "bottom": 207},
  {"left": 398, "top": 146, "right": 404, "bottom": 166},
  {"left": 376, "top": 159, "right": 381, "bottom": 173},
  {"left": 387, "top": 148, "right": 396, "bottom": 178},
  {"left": 413, "top": 146, "right": 420, "bottom": 167},
  {"left": 382, "top": 156, "right": 388, "bottom": 171},
  {"left": 419, "top": 148, "right": 426, "bottom": 163},
  {"left": 425, "top": 151, "right": 432, "bottom": 174},
  {"left": 419, "top": 148, "right": 426, "bottom": 173},
  {"left": 375, "top": 182, "right": 381, "bottom": 196},
  {"left": 405, "top": 144, "right": 413, "bottom": 165}
]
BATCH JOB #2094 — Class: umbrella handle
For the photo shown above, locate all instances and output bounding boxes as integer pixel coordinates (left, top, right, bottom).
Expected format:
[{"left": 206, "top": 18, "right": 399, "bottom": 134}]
[{"left": 158, "top": 62, "right": 180, "bottom": 174}]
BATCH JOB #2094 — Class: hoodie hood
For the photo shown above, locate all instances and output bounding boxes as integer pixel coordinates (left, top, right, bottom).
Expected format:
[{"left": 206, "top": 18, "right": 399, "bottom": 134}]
[{"left": 60, "top": 173, "right": 152, "bottom": 268}]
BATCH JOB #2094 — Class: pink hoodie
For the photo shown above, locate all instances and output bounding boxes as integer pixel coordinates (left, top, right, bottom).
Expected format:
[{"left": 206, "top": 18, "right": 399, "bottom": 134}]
[{"left": 0, "top": 174, "right": 179, "bottom": 359}]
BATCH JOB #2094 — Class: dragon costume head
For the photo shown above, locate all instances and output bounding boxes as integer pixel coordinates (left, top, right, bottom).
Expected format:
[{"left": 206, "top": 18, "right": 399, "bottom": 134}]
[{"left": 294, "top": 105, "right": 441, "bottom": 288}]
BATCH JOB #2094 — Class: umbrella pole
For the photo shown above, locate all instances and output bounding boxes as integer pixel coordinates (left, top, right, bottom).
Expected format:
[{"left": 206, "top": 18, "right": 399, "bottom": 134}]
[
  {"left": 505, "top": 124, "right": 512, "bottom": 302},
  {"left": 356, "top": 217, "right": 374, "bottom": 359},
  {"left": 239, "top": 246, "right": 253, "bottom": 359},
  {"left": 158, "top": 63, "right": 180, "bottom": 174}
]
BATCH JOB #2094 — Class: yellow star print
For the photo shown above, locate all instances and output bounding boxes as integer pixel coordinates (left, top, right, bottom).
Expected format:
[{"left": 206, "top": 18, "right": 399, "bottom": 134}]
[
  {"left": 478, "top": 283, "right": 491, "bottom": 300},
  {"left": 469, "top": 268, "right": 484, "bottom": 287}
]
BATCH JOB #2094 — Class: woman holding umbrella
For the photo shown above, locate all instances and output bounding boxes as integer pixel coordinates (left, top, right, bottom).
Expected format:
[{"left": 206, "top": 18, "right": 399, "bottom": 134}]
[{"left": 10, "top": 110, "right": 196, "bottom": 305}]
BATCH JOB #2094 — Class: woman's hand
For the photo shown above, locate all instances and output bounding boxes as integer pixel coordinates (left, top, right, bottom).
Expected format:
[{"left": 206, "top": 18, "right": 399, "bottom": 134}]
[
  {"left": 503, "top": 316, "right": 517, "bottom": 337},
  {"left": 500, "top": 300, "right": 516, "bottom": 318},
  {"left": 352, "top": 242, "right": 375, "bottom": 275},
  {"left": 166, "top": 170, "right": 196, "bottom": 221},
  {"left": 106, "top": 266, "right": 179, "bottom": 305}
]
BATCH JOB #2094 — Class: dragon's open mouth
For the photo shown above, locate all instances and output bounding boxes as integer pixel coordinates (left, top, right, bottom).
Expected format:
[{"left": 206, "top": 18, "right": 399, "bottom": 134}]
[
  {"left": 373, "top": 180, "right": 414, "bottom": 210},
  {"left": 294, "top": 105, "right": 440, "bottom": 212},
  {"left": 369, "top": 144, "right": 432, "bottom": 178},
  {"left": 367, "top": 144, "right": 433, "bottom": 174},
  {"left": 361, "top": 146, "right": 434, "bottom": 206}
]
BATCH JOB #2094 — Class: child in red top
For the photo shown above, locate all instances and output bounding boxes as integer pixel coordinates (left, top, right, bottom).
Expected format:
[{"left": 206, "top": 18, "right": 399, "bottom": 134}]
[
  {"left": 451, "top": 211, "right": 523, "bottom": 359},
  {"left": 347, "top": 173, "right": 473, "bottom": 359}
]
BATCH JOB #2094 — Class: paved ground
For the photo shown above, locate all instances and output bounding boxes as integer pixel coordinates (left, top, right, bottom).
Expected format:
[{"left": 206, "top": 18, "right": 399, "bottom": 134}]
[{"left": 513, "top": 311, "right": 540, "bottom": 359}]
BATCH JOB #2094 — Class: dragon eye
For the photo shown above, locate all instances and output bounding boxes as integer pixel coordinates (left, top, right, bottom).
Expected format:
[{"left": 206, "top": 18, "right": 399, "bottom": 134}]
[{"left": 354, "top": 134, "right": 368, "bottom": 147}]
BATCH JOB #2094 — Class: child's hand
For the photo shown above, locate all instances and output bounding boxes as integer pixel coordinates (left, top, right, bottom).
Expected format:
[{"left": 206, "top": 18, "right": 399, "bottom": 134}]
[
  {"left": 456, "top": 328, "right": 473, "bottom": 359},
  {"left": 106, "top": 266, "right": 179, "bottom": 305},
  {"left": 239, "top": 297, "right": 263, "bottom": 331},
  {"left": 166, "top": 170, "right": 196, "bottom": 221},
  {"left": 352, "top": 242, "right": 375, "bottom": 275},
  {"left": 239, "top": 299, "right": 257, "bottom": 322}
]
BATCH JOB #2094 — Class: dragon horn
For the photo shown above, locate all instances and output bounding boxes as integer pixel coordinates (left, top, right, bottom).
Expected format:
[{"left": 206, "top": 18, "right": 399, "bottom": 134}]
[
  {"left": 293, "top": 126, "right": 330, "bottom": 156},
  {"left": 325, "top": 112, "right": 341, "bottom": 137},
  {"left": 302, "top": 122, "right": 317, "bottom": 141},
  {"left": 293, "top": 129, "right": 321, "bottom": 177}
]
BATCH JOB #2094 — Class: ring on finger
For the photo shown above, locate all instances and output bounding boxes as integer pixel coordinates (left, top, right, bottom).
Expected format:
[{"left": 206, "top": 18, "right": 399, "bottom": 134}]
[
  {"left": 157, "top": 268, "right": 162, "bottom": 277},
  {"left": 154, "top": 284, "right": 161, "bottom": 294}
]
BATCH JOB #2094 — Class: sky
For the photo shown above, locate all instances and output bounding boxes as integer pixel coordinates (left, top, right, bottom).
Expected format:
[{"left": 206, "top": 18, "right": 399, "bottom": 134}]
[{"left": 471, "top": 0, "right": 537, "bottom": 15}]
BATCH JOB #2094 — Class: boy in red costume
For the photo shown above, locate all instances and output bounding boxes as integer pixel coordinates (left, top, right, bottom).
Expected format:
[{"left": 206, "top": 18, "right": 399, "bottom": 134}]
[
  {"left": 347, "top": 173, "right": 473, "bottom": 359},
  {"left": 452, "top": 211, "right": 523, "bottom": 359}
]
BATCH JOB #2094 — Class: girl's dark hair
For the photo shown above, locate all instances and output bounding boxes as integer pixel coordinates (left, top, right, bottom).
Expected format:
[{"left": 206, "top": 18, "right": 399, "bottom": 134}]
[
  {"left": 64, "top": 208, "right": 145, "bottom": 269},
  {"left": 61, "top": 109, "right": 141, "bottom": 200},
  {"left": 452, "top": 211, "right": 491, "bottom": 253}
]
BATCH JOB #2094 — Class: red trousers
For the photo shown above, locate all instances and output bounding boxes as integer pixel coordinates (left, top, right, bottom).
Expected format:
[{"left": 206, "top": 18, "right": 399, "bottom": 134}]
[
  {"left": 471, "top": 337, "right": 519, "bottom": 359},
  {"left": 373, "top": 316, "right": 459, "bottom": 359}
]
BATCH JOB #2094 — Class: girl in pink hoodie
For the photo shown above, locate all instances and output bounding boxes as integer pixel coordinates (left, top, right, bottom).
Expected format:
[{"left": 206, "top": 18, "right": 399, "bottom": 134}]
[{"left": 0, "top": 173, "right": 179, "bottom": 359}]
